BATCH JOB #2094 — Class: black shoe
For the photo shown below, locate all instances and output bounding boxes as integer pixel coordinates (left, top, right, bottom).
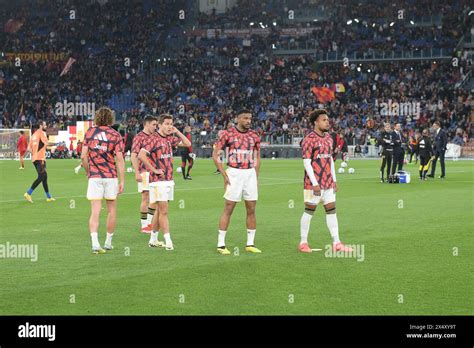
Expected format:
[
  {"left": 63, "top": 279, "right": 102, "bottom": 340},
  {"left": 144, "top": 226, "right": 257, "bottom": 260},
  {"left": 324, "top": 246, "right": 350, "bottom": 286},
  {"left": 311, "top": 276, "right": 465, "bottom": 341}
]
[
  {"left": 426, "top": 174, "right": 434, "bottom": 178},
  {"left": 214, "top": 170, "right": 221, "bottom": 175},
  {"left": 185, "top": 175, "right": 192, "bottom": 180}
]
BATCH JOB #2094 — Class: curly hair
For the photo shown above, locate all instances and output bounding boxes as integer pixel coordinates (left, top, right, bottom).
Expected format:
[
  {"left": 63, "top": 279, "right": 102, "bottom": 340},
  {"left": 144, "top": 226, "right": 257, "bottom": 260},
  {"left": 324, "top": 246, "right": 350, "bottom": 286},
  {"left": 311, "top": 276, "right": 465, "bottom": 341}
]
[
  {"left": 309, "top": 109, "right": 328, "bottom": 125},
  {"left": 94, "top": 107, "right": 114, "bottom": 126}
]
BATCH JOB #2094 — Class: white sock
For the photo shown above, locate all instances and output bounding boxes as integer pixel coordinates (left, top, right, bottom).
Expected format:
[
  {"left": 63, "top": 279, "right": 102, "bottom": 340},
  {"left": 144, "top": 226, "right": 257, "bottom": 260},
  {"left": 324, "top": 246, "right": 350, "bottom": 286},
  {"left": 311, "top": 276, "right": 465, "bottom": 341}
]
[
  {"left": 164, "top": 233, "right": 172, "bottom": 247},
  {"left": 91, "top": 232, "right": 100, "bottom": 249},
  {"left": 300, "top": 212, "right": 313, "bottom": 244},
  {"left": 326, "top": 214, "right": 340, "bottom": 244},
  {"left": 149, "top": 230, "right": 159, "bottom": 243},
  {"left": 105, "top": 232, "right": 114, "bottom": 246},
  {"left": 217, "top": 230, "right": 226, "bottom": 247},
  {"left": 147, "top": 209, "right": 154, "bottom": 225},
  {"left": 141, "top": 218, "right": 148, "bottom": 228},
  {"left": 246, "top": 229, "right": 256, "bottom": 246}
]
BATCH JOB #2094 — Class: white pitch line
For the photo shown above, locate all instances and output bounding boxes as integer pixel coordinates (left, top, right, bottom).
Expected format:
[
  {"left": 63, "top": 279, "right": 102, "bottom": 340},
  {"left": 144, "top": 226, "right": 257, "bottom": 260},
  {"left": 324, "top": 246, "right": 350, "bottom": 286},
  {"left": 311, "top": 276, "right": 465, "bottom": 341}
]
[{"left": 0, "top": 180, "right": 301, "bottom": 204}]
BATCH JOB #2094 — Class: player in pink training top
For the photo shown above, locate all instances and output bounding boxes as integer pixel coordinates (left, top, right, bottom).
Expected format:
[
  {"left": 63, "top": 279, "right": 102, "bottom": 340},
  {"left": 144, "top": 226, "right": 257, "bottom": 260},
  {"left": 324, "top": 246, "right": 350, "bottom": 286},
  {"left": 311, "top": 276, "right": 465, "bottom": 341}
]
[
  {"left": 81, "top": 107, "right": 125, "bottom": 254},
  {"left": 299, "top": 109, "right": 353, "bottom": 253},
  {"left": 212, "top": 110, "right": 261, "bottom": 255},
  {"left": 138, "top": 114, "right": 191, "bottom": 251},
  {"left": 131, "top": 115, "right": 158, "bottom": 234}
]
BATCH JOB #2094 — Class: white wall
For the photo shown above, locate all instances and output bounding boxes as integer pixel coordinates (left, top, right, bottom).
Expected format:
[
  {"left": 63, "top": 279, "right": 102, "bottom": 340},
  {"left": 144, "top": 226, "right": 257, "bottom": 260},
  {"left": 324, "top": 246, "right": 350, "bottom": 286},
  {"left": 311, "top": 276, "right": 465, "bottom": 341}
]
[{"left": 199, "top": 0, "right": 237, "bottom": 14}]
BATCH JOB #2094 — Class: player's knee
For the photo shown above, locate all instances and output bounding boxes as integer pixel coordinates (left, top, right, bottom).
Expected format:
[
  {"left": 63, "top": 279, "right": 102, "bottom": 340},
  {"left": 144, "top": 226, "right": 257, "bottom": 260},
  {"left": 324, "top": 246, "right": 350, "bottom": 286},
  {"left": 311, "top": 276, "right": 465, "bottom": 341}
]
[
  {"left": 246, "top": 207, "right": 256, "bottom": 215},
  {"left": 324, "top": 204, "right": 336, "bottom": 214},
  {"left": 304, "top": 205, "right": 316, "bottom": 215}
]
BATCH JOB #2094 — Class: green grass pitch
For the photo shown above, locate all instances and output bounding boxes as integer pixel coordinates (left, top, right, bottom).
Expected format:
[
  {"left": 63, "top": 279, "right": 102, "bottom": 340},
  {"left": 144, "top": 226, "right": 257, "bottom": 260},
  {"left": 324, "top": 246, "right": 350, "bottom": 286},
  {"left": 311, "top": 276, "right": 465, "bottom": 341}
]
[{"left": 0, "top": 158, "right": 472, "bottom": 315}]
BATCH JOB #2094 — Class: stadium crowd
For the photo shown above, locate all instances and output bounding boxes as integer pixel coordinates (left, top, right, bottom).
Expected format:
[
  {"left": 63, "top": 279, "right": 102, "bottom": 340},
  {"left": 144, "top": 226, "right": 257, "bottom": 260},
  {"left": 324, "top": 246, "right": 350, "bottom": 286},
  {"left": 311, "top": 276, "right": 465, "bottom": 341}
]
[{"left": 0, "top": 0, "right": 472, "bottom": 152}]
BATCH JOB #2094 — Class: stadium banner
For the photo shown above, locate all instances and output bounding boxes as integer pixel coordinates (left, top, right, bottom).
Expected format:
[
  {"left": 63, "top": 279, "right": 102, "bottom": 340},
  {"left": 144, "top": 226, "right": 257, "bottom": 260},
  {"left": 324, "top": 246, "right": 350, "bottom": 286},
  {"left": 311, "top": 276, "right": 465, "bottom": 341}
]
[
  {"left": 4, "top": 52, "right": 68, "bottom": 62},
  {"left": 188, "top": 27, "right": 320, "bottom": 38}
]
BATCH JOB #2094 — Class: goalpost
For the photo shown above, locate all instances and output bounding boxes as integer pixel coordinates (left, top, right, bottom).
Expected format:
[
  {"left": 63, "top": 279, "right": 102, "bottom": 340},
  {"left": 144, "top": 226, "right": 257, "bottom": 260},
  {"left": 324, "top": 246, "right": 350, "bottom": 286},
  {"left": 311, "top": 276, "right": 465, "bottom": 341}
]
[{"left": 0, "top": 128, "right": 32, "bottom": 160}]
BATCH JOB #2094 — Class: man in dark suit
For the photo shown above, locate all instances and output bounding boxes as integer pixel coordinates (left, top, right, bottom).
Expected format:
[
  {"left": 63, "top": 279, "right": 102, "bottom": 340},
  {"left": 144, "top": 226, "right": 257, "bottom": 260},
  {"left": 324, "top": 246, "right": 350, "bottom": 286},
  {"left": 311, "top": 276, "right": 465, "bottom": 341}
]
[
  {"left": 427, "top": 121, "right": 447, "bottom": 179},
  {"left": 391, "top": 123, "right": 405, "bottom": 176}
]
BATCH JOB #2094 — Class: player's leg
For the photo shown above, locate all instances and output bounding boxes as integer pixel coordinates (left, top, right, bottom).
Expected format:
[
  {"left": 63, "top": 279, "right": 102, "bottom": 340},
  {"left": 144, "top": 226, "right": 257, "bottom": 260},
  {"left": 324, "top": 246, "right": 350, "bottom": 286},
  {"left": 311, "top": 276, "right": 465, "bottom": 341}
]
[
  {"left": 147, "top": 202, "right": 156, "bottom": 228},
  {"left": 139, "top": 190, "right": 151, "bottom": 232},
  {"left": 40, "top": 163, "right": 54, "bottom": 201},
  {"left": 217, "top": 199, "right": 237, "bottom": 254},
  {"left": 148, "top": 185, "right": 164, "bottom": 248},
  {"left": 181, "top": 157, "right": 187, "bottom": 179},
  {"left": 299, "top": 202, "right": 317, "bottom": 253},
  {"left": 242, "top": 168, "right": 260, "bottom": 252},
  {"left": 24, "top": 161, "right": 44, "bottom": 202},
  {"left": 323, "top": 194, "right": 353, "bottom": 252},
  {"left": 157, "top": 200, "right": 173, "bottom": 250},
  {"left": 87, "top": 178, "right": 106, "bottom": 253},
  {"left": 217, "top": 168, "right": 242, "bottom": 254},
  {"left": 19, "top": 153, "right": 25, "bottom": 169},
  {"left": 104, "top": 199, "right": 117, "bottom": 250},
  {"left": 89, "top": 200, "right": 104, "bottom": 253},
  {"left": 185, "top": 157, "right": 193, "bottom": 179},
  {"left": 244, "top": 200, "right": 260, "bottom": 253},
  {"left": 102, "top": 178, "right": 119, "bottom": 250}
]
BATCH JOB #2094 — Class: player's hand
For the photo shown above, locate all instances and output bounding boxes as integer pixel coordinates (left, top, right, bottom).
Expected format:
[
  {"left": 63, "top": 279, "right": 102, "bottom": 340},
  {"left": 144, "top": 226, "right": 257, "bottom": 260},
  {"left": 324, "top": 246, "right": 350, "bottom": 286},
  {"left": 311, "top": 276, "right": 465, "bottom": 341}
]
[
  {"left": 135, "top": 172, "right": 142, "bottom": 182},
  {"left": 118, "top": 182, "right": 124, "bottom": 194},
  {"left": 154, "top": 168, "right": 164, "bottom": 177},
  {"left": 312, "top": 185, "right": 321, "bottom": 196},
  {"left": 223, "top": 172, "right": 231, "bottom": 189},
  {"left": 333, "top": 182, "right": 338, "bottom": 193},
  {"left": 171, "top": 126, "right": 178, "bottom": 134}
]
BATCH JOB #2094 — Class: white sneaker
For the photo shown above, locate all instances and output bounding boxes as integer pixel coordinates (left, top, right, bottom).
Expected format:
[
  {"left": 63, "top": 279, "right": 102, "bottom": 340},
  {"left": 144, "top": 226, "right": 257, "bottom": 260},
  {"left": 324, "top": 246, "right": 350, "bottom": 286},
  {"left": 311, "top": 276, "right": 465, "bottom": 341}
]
[
  {"left": 165, "top": 244, "right": 174, "bottom": 251},
  {"left": 74, "top": 166, "right": 81, "bottom": 174},
  {"left": 104, "top": 244, "right": 113, "bottom": 251},
  {"left": 148, "top": 241, "right": 165, "bottom": 248}
]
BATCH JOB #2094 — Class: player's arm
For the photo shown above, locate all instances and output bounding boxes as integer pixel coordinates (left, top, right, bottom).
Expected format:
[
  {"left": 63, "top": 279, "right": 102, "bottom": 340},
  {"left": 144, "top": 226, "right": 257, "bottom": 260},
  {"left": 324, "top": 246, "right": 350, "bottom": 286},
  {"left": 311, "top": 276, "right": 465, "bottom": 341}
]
[
  {"left": 330, "top": 156, "right": 338, "bottom": 192},
  {"left": 115, "top": 151, "right": 125, "bottom": 194},
  {"left": 81, "top": 146, "right": 89, "bottom": 174},
  {"left": 130, "top": 151, "right": 142, "bottom": 182},
  {"left": 212, "top": 137, "right": 230, "bottom": 189},
  {"left": 138, "top": 149, "right": 163, "bottom": 176},
  {"left": 173, "top": 127, "right": 191, "bottom": 147},
  {"left": 254, "top": 147, "right": 261, "bottom": 177},
  {"left": 303, "top": 158, "right": 320, "bottom": 196}
]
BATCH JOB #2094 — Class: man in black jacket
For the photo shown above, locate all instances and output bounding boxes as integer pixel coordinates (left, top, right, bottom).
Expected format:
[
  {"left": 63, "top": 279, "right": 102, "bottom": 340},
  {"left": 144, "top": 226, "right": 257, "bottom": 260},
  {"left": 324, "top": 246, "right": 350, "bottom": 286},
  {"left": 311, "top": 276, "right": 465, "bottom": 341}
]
[
  {"left": 378, "top": 123, "right": 393, "bottom": 183},
  {"left": 391, "top": 123, "right": 405, "bottom": 175},
  {"left": 427, "top": 121, "right": 448, "bottom": 179}
]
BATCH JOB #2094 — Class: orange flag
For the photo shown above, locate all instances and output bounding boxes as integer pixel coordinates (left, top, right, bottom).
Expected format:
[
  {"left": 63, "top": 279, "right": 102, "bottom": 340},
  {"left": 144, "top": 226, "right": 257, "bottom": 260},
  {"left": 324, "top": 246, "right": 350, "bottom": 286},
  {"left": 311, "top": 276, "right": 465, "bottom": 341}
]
[{"left": 311, "top": 87, "right": 335, "bottom": 103}]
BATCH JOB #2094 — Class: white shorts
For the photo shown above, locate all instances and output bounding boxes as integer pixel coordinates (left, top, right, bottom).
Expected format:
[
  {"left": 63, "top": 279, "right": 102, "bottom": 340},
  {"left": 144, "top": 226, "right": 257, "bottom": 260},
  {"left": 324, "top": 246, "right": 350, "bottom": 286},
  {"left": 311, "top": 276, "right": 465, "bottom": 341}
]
[
  {"left": 137, "top": 172, "right": 150, "bottom": 193},
  {"left": 304, "top": 188, "right": 336, "bottom": 205},
  {"left": 224, "top": 167, "right": 258, "bottom": 202},
  {"left": 149, "top": 180, "right": 175, "bottom": 203},
  {"left": 87, "top": 178, "right": 119, "bottom": 200}
]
